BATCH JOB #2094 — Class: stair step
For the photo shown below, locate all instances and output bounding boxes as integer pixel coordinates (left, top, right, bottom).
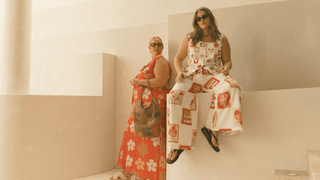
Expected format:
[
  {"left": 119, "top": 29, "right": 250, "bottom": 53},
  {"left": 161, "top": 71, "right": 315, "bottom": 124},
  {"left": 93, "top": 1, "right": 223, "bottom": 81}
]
[
  {"left": 308, "top": 150, "right": 320, "bottom": 180},
  {"left": 273, "top": 169, "right": 309, "bottom": 180},
  {"left": 72, "top": 168, "right": 122, "bottom": 180}
]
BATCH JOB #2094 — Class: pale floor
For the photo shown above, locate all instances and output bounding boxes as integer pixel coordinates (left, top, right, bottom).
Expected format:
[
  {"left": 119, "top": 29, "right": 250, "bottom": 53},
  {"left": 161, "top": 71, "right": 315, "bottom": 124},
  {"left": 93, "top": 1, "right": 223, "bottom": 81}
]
[{"left": 73, "top": 168, "right": 123, "bottom": 180}]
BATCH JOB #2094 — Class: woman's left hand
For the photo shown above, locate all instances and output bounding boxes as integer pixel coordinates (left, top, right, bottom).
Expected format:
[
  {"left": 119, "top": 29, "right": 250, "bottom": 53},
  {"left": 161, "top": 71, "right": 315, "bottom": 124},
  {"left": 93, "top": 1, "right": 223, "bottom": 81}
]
[
  {"left": 129, "top": 79, "right": 140, "bottom": 86},
  {"left": 219, "top": 66, "right": 230, "bottom": 76}
]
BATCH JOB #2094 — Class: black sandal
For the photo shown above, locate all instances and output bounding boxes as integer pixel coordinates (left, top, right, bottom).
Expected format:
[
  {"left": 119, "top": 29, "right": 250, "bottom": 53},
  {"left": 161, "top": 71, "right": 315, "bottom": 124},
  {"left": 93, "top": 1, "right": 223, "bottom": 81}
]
[
  {"left": 201, "top": 127, "right": 220, "bottom": 152},
  {"left": 166, "top": 149, "right": 184, "bottom": 164}
]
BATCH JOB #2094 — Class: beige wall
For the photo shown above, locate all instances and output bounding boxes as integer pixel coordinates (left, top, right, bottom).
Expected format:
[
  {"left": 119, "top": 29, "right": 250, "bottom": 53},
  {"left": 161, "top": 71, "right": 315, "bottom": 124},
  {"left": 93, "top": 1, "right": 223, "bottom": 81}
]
[
  {"left": 30, "top": 53, "right": 103, "bottom": 96},
  {"left": 30, "top": 0, "right": 285, "bottom": 39},
  {"left": 0, "top": 53, "right": 116, "bottom": 180},
  {"left": 168, "top": 0, "right": 320, "bottom": 91},
  {"left": 167, "top": 87, "right": 320, "bottom": 180}
]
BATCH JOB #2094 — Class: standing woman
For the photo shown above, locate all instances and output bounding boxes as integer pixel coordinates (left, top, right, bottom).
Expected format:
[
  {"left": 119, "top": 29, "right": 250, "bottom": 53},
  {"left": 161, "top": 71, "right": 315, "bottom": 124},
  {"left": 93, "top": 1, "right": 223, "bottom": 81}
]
[
  {"left": 166, "top": 7, "right": 243, "bottom": 164},
  {"left": 111, "top": 37, "right": 172, "bottom": 180}
]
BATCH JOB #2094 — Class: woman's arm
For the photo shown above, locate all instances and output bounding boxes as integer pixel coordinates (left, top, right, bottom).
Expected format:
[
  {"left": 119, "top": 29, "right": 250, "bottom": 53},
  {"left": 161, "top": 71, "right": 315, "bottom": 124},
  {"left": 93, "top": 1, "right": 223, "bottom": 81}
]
[
  {"left": 129, "top": 57, "right": 169, "bottom": 88},
  {"left": 220, "top": 35, "right": 232, "bottom": 76},
  {"left": 174, "top": 35, "right": 189, "bottom": 83}
]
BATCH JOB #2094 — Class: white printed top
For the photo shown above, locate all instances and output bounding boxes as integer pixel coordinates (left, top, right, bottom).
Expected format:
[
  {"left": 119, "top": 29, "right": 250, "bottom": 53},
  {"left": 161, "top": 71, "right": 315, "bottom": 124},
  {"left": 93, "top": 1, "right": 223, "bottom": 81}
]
[{"left": 183, "top": 34, "right": 224, "bottom": 76}]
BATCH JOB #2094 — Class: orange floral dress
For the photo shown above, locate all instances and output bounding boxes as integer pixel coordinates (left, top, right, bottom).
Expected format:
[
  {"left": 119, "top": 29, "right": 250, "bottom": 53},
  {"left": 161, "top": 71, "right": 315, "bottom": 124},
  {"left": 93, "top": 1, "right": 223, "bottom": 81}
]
[{"left": 117, "top": 55, "right": 172, "bottom": 180}]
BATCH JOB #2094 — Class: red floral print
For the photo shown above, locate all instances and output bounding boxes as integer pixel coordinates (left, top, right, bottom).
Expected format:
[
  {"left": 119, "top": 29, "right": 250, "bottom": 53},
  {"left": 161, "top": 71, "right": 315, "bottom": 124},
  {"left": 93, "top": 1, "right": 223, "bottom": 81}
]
[{"left": 117, "top": 55, "right": 172, "bottom": 180}]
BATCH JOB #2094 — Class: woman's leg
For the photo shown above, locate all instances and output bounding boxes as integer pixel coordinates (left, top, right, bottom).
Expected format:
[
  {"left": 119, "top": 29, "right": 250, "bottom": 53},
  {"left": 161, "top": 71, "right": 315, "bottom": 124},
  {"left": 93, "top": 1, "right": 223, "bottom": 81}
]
[
  {"left": 202, "top": 74, "right": 243, "bottom": 151},
  {"left": 166, "top": 77, "right": 202, "bottom": 163}
]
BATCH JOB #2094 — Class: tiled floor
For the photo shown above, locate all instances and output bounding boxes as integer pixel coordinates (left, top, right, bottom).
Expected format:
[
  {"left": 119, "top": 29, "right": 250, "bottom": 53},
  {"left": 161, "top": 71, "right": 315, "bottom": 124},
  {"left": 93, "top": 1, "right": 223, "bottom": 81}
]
[{"left": 73, "top": 168, "right": 123, "bottom": 180}]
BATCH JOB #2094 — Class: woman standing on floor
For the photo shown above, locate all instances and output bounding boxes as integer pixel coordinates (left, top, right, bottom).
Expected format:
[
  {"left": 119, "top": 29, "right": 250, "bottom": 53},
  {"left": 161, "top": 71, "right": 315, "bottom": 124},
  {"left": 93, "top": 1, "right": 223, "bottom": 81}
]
[
  {"left": 166, "top": 7, "right": 243, "bottom": 164},
  {"left": 111, "top": 36, "right": 172, "bottom": 180}
]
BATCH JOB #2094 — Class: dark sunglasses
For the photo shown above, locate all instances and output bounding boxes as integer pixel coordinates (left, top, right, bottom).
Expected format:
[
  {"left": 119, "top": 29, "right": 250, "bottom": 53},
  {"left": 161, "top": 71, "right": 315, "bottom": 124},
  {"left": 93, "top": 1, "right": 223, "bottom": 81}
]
[
  {"left": 196, "top": 14, "right": 209, "bottom": 22},
  {"left": 150, "top": 43, "right": 163, "bottom": 47}
]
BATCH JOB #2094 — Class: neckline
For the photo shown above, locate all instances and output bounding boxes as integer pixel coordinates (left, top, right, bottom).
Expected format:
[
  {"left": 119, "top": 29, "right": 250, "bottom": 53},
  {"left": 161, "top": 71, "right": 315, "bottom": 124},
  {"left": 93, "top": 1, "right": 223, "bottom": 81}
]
[{"left": 199, "top": 40, "right": 216, "bottom": 43}]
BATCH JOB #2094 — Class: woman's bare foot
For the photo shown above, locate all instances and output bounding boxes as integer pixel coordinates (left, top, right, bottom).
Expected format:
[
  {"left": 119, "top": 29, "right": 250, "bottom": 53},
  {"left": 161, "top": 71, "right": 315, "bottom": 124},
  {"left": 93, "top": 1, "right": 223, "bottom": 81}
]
[
  {"left": 201, "top": 127, "right": 220, "bottom": 152},
  {"left": 167, "top": 149, "right": 178, "bottom": 160},
  {"left": 209, "top": 128, "right": 219, "bottom": 147},
  {"left": 110, "top": 170, "right": 131, "bottom": 179},
  {"left": 128, "top": 174, "right": 146, "bottom": 180},
  {"left": 166, "top": 149, "right": 184, "bottom": 164}
]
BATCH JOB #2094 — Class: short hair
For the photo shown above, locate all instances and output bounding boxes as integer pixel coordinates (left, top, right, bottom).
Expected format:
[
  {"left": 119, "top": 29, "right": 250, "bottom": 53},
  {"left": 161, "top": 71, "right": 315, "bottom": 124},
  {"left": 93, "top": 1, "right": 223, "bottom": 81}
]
[{"left": 149, "top": 36, "right": 163, "bottom": 45}]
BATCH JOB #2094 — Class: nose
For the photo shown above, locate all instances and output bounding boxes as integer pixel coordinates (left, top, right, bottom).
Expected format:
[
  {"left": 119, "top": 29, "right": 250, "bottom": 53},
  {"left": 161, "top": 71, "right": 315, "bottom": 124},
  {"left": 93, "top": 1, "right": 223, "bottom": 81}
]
[{"left": 155, "top": 45, "right": 161, "bottom": 50}]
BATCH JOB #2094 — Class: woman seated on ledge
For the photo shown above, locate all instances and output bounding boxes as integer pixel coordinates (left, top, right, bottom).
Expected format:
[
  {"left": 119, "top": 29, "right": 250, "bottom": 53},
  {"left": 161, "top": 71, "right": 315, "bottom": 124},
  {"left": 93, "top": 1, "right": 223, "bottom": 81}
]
[
  {"left": 111, "top": 37, "right": 172, "bottom": 180},
  {"left": 166, "top": 7, "right": 243, "bottom": 164}
]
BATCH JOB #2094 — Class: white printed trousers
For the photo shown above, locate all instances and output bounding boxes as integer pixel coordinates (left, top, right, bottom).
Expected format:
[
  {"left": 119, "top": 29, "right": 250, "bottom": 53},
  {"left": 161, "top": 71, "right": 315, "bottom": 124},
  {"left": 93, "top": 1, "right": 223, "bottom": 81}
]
[{"left": 167, "top": 73, "right": 243, "bottom": 150}]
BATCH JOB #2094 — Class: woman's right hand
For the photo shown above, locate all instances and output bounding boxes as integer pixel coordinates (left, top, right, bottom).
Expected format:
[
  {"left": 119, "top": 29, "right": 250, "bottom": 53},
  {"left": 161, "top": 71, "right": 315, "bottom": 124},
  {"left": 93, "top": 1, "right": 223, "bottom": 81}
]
[
  {"left": 175, "top": 71, "right": 186, "bottom": 83},
  {"left": 129, "top": 79, "right": 140, "bottom": 86}
]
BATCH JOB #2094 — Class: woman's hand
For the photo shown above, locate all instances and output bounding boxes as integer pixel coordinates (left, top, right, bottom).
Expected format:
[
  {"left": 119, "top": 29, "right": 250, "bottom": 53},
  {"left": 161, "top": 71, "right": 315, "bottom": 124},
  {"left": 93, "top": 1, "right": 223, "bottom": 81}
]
[
  {"left": 129, "top": 79, "right": 140, "bottom": 86},
  {"left": 219, "top": 66, "right": 230, "bottom": 76},
  {"left": 175, "top": 71, "right": 186, "bottom": 83}
]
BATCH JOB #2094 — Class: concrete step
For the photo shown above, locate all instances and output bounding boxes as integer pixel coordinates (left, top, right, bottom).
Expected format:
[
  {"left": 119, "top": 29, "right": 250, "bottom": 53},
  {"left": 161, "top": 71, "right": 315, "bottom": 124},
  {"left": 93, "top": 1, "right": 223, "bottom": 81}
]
[
  {"left": 308, "top": 150, "right": 320, "bottom": 180},
  {"left": 273, "top": 169, "right": 309, "bottom": 180},
  {"left": 72, "top": 168, "right": 122, "bottom": 180}
]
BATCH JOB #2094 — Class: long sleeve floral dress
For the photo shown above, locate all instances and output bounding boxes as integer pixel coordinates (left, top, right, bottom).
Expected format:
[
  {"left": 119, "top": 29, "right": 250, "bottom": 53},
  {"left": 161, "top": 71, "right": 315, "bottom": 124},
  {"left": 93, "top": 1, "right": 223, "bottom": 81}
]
[{"left": 117, "top": 55, "right": 172, "bottom": 180}]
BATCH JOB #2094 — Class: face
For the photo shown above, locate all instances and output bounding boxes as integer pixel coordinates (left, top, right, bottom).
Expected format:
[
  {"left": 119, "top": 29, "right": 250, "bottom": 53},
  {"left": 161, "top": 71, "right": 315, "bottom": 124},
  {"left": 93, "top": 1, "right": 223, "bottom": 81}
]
[
  {"left": 149, "top": 38, "right": 164, "bottom": 56},
  {"left": 196, "top": 10, "right": 211, "bottom": 30}
]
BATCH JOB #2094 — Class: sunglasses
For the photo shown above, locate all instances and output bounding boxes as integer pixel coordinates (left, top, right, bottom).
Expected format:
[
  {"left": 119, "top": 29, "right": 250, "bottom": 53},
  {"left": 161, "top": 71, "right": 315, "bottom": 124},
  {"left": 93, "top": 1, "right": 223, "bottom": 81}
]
[
  {"left": 150, "top": 43, "right": 163, "bottom": 47},
  {"left": 196, "top": 14, "right": 209, "bottom": 22}
]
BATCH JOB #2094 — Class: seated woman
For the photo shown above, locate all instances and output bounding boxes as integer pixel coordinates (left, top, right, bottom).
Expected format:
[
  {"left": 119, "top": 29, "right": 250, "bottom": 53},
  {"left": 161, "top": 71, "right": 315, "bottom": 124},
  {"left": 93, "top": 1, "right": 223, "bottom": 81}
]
[
  {"left": 166, "top": 7, "right": 243, "bottom": 164},
  {"left": 111, "top": 37, "right": 172, "bottom": 180}
]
